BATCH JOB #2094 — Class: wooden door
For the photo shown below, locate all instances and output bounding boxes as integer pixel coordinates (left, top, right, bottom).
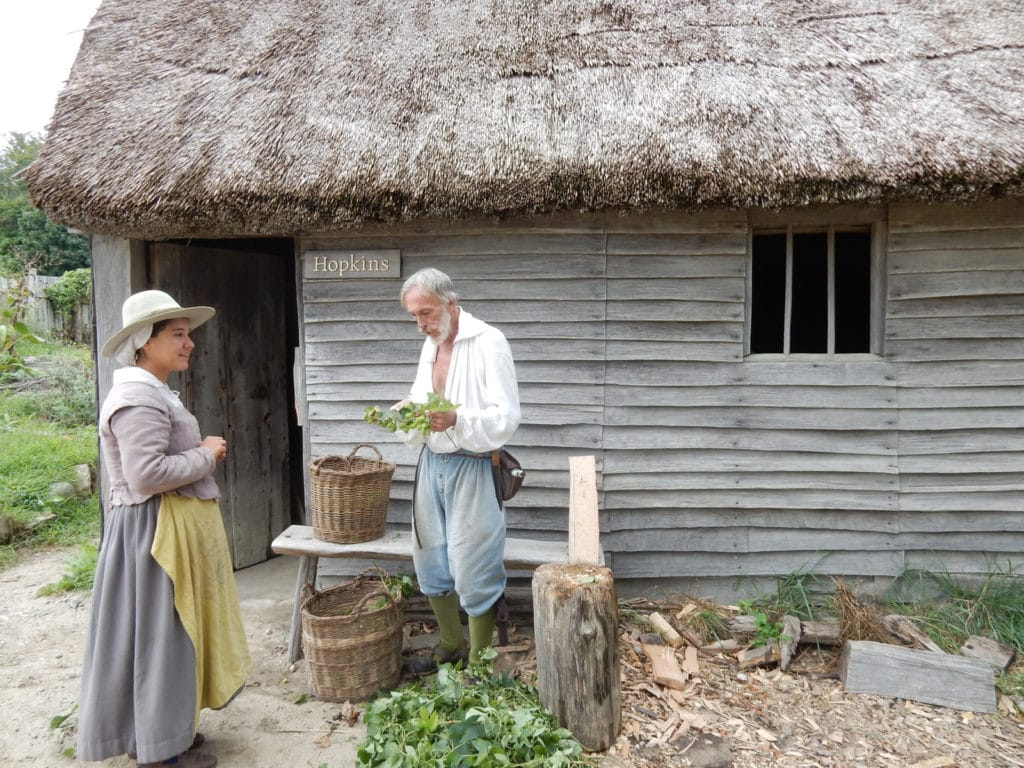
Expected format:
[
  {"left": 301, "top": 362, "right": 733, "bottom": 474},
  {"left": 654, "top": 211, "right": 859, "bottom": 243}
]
[{"left": 150, "top": 242, "right": 296, "bottom": 568}]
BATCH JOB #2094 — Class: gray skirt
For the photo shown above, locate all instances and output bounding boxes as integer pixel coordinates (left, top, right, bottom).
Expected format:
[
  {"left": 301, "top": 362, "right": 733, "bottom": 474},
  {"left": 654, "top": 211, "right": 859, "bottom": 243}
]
[{"left": 76, "top": 497, "right": 197, "bottom": 764}]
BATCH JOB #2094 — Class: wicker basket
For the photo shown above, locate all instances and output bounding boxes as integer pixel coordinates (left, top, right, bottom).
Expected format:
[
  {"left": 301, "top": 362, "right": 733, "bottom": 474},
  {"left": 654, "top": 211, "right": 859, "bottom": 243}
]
[
  {"left": 309, "top": 444, "right": 395, "bottom": 544},
  {"left": 300, "top": 569, "right": 404, "bottom": 702}
]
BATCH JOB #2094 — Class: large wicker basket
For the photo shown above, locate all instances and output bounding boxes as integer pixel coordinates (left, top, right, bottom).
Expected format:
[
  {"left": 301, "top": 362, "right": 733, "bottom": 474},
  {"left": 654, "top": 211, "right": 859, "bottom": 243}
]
[
  {"left": 300, "top": 569, "right": 404, "bottom": 702},
  {"left": 309, "top": 444, "right": 395, "bottom": 544}
]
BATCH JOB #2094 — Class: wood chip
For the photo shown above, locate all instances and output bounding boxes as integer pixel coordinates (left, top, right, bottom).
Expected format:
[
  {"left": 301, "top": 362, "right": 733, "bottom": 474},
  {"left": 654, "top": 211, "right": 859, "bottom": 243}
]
[{"left": 906, "top": 756, "right": 955, "bottom": 768}]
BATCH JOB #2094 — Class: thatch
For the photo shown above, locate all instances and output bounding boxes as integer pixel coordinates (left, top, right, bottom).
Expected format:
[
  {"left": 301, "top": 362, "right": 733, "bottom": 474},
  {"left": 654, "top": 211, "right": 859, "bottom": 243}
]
[{"left": 25, "top": 0, "right": 1024, "bottom": 238}]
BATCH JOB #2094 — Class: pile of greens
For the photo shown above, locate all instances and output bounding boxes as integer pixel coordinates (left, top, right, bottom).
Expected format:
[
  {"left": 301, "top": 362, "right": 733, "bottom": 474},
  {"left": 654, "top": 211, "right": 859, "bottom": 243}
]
[{"left": 357, "top": 662, "right": 595, "bottom": 768}]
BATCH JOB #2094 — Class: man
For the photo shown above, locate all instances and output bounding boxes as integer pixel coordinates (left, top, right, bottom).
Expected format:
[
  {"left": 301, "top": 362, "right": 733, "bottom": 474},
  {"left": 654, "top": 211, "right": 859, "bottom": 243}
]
[{"left": 396, "top": 267, "right": 521, "bottom": 671}]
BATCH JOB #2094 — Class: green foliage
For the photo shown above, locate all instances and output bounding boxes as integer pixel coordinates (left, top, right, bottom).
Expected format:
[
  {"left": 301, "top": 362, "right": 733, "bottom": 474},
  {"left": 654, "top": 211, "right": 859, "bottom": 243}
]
[
  {"left": 0, "top": 341, "right": 98, "bottom": 570},
  {"left": 49, "top": 702, "right": 77, "bottom": 730},
  {"left": 364, "top": 392, "right": 459, "bottom": 435},
  {"left": 736, "top": 599, "right": 788, "bottom": 646},
  {"left": 0, "top": 287, "right": 44, "bottom": 383},
  {"left": 44, "top": 267, "right": 91, "bottom": 322},
  {"left": 2, "top": 338, "right": 95, "bottom": 427},
  {"left": 0, "top": 132, "right": 89, "bottom": 277},
  {"left": 357, "top": 663, "right": 596, "bottom": 767},
  {"left": 37, "top": 543, "right": 99, "bottom": 595}
]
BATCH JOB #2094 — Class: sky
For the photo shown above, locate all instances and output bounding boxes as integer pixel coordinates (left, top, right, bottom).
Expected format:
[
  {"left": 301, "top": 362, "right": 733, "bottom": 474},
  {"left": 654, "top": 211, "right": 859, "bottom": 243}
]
[{"left": 1, "top": 0, "right": 103, "bottom": 140}]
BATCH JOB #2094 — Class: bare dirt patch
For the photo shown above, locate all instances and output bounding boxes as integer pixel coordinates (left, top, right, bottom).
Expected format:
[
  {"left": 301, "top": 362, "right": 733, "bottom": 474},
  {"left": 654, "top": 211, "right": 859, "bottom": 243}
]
[{"left": 0, "top": 548, "right": 364, "bottom": 768}]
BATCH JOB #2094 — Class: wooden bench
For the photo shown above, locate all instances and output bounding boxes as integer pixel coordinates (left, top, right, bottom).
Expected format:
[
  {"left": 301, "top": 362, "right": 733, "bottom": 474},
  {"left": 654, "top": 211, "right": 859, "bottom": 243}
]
[{"left": 270, "top": 524, "right": 572, "bottom": 663}]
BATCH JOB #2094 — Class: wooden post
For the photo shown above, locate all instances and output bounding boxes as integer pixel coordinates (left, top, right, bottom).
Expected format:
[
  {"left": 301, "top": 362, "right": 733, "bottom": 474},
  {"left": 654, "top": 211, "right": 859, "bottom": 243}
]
[
  {"left": 568, "top": 455, "right": 601, "bottom": 565},
  {"left": 533, "top": 563, "right": 620, "bottom": 751}
]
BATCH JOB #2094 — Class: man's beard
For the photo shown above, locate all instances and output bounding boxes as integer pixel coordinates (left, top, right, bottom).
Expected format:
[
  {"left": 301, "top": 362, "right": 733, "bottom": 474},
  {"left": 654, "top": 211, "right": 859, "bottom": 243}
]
[{"left": 432, "top": 304, "right": 454, "bottom": 344}]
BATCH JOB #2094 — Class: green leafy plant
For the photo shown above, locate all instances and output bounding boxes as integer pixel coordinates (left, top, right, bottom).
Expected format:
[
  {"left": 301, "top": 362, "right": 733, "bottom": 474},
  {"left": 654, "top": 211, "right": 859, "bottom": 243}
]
[
  {"left": 357, "top": 663, "right": 596, "bottom": 767},
  {"left": 0, "top": 284, "right": 44, "bottom": 382},
  {"left": 736, "top": 598, "right": 788, "bottom": 646},
  {"left": 49, "top": 703, "right": 77, "bottom": 731},
  {"left": 364, "top": 392, "right": 459, "bottom": 435}
]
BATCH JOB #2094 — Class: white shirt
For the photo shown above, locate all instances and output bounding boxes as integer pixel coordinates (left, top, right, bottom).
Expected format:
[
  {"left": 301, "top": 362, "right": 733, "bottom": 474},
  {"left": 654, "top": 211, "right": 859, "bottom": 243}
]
[{"left": 402, "top": 308, "right": 521, "bottom": 454}]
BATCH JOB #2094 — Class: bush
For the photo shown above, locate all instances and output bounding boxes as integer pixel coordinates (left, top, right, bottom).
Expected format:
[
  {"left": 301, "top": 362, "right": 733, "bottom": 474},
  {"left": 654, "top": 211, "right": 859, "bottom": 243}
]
[{"left": 44, "top": 268, "right": 91, "bottom": 339}]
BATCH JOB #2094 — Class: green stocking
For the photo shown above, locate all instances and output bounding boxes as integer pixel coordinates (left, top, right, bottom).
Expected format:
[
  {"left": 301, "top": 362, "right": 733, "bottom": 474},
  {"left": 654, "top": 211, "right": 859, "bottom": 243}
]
[
  {"left": 468, "top": 608, "right": 497, "bottom": 663},
  {"left": 428, "top": 594, "right": 467, "bottom": 653}
]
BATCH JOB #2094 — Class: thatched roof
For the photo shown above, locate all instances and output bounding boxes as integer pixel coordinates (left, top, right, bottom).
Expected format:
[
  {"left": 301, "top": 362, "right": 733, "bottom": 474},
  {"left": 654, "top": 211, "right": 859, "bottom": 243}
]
[{"left": 26, "top": 0, "right": 1024, "bottom": 238}]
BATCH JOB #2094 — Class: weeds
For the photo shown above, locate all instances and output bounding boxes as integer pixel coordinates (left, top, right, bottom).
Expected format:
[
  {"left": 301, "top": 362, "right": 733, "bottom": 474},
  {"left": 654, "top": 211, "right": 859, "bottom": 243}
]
[
  {"left": 886, "top": 564, "right": 1024, "bottom": 695},
  {"left": 37, "top": 544, "right": 99, "bottom": 596}
]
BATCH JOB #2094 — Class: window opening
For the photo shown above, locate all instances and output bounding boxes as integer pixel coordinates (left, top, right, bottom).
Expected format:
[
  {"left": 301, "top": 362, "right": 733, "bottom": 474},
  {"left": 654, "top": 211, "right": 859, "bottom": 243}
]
[{"left": 750, "top": 226, "right": 872, "bottom": 355}]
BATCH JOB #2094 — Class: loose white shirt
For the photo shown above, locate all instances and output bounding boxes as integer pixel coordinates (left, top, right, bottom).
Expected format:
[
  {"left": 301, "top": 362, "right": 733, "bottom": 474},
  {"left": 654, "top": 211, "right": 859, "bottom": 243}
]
[{"left": 402, "top": 308, "right": 520, "bottom": 454}]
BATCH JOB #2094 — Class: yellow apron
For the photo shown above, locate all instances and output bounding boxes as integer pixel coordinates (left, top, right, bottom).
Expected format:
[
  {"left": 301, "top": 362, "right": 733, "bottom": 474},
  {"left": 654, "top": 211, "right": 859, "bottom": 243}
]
[{"left": 151, "top": 493, "right": 252, "bottom": 724}]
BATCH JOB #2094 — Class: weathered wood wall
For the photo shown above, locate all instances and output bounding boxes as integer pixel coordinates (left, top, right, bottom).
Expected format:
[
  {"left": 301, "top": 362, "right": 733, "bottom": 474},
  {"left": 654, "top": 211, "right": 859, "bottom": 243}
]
[{"left": 299, "top": 199, "right": 1024, "bottom": 597}]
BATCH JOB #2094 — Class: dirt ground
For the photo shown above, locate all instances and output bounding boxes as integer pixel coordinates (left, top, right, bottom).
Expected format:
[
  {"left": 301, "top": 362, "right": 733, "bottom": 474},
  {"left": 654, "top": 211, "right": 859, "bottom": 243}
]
[
  {"left": 0, "top": 548, "right": 364, "bottom": 768},
  {"left": 3, "top": 547, "right": 1024, "bottom": 768}
]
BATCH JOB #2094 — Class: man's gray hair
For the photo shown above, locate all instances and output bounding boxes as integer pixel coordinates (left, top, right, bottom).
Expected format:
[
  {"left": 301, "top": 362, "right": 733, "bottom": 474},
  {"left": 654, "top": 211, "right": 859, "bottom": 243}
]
[{"left": 401, "top": 268, "right": 457, "bottom": 304}]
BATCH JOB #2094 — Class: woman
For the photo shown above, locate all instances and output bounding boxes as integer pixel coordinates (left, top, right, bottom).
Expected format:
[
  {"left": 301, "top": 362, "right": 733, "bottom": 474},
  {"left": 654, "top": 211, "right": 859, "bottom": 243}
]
[{"left": 77, "top": 290, "right": 251, "bottom": 768}]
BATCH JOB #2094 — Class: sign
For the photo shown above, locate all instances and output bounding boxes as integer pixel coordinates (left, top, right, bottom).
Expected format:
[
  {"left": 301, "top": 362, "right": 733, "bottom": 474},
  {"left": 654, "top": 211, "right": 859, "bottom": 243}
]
[{"left": 303, "top": 249, "right": 401, "bottom": 279}]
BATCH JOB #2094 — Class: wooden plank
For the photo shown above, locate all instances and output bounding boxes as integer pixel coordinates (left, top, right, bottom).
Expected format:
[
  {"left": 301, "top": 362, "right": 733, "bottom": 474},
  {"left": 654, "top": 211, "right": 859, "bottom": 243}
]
[
  {"left": 648, "top": 612, "right": 684, "bottom": 648},
  {"left": 270, "top": 525, "right": 567, "bottom": 570},
  {"left": 960, "top": 636, "right": 1018, "bottom": 671},
  {"left": 800, "top": 620, "right": 841, "bottom": 646},
  {"left": 881, "top": 615, "right": 945, "bottom": 653},
  {"left": 642, "top": 642, "right": 689, "bottom": 690},
  {"left": 838, "top": 640, "right": 996, "bottom": 713},
  {"left": 568, "top": 456, "right": 602, "bottom": 565},
  {"left": 736, "top": 644, "right": 781, "bottom": 669}
]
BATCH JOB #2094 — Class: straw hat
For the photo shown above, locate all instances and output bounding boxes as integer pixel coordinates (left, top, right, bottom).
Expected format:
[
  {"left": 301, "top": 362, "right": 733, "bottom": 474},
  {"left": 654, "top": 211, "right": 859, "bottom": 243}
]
[{"left": 100, "top": 290, "right": 215, "bottom": 358}]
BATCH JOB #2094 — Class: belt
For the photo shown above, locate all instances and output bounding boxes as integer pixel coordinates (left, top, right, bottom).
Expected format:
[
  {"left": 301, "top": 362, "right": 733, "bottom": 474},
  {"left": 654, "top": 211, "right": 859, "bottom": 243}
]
[{"left": 449, "top": 450, "right": 491, "bottom": 460}]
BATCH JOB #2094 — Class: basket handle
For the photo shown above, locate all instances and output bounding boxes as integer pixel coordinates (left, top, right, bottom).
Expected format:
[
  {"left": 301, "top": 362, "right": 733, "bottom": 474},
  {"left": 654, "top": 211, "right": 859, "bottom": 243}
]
[
  {"left": 351, "top": 566, "right": 402, "bottom": 612},
  {"left": 309, "top": 455, "right": 354, "bottom": 476},
  {"left": 346, "top": 443, "right": 384, "bottom": 462}
]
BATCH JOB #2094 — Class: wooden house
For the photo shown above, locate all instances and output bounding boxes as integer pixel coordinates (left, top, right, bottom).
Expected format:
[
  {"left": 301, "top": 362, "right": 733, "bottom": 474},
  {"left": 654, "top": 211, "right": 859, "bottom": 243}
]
[{"left": 26, "top": 0, "right": 1024, "bottom": 597}]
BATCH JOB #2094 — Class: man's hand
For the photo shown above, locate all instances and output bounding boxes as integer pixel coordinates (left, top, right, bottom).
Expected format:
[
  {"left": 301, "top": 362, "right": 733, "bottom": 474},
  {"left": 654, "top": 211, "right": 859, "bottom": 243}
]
[{"left": 428, "top": 409, "right": 457, "bottom": 432}]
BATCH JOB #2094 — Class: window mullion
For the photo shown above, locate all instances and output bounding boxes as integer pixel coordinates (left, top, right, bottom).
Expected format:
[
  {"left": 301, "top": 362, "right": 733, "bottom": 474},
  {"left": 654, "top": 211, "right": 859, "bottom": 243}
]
[
  {"left": 784, "top": 226, "right": 793, "bottom": 354},
  {"left": 827, "top": 226, "right": 835, "bottom": 354}
]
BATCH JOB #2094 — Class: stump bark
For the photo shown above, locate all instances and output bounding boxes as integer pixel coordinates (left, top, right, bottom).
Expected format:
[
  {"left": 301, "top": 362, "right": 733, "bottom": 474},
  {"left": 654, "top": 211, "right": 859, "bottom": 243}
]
[{"left": 532, "top": 562, "right": 620, "bottom": 751}]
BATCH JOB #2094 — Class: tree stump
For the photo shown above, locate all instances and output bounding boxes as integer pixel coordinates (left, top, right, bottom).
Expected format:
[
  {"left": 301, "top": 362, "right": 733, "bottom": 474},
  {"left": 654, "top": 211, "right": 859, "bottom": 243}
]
[{"left": 532, "top": 562, "right": 620, "bottom": 751}]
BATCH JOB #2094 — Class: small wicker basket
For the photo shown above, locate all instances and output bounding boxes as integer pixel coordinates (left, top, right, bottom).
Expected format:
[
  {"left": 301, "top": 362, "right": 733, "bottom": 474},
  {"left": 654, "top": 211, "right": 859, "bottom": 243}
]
[
  {"left": 309, "top": 444, "right": 395, "bottom": 544},
  {"left": 300, "top": 569, "right": 404, "bottom": 702}
]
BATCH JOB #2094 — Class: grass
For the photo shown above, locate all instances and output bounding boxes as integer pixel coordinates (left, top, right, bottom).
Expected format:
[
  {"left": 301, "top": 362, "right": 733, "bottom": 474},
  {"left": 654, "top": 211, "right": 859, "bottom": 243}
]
[{"left": 0, "top": 337, "right": 99, "bottom": 573}]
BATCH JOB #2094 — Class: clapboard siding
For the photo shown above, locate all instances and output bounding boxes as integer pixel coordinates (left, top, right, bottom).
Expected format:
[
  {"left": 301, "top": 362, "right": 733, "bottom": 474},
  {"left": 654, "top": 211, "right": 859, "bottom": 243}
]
[
  {"left": 302, "top": 219, "right": 608, "bottom": 557},
  {"left": 299, "top": 201, "right": 1024, "bottom": 596},
  {"left": 886, "top": 200, "right": 1024, "bottom": 584}
]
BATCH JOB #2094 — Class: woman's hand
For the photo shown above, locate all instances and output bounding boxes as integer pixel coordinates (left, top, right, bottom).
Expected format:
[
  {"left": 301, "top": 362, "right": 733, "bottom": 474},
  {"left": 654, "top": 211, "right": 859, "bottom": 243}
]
[{"left": 202, "top": 436, "right": 228, "bottom": 463}]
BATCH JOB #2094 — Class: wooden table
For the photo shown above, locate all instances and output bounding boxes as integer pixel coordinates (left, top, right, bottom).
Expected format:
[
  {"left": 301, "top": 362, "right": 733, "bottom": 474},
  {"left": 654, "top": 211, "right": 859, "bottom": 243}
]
[{"left": 270, "top": 524, "right": 571, "bottom": 663}]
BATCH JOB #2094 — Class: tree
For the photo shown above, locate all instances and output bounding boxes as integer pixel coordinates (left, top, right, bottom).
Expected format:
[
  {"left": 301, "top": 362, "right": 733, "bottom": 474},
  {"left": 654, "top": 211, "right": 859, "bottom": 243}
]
[{"left": 0, "top": 132, "right": 89, "bottom": 276}]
